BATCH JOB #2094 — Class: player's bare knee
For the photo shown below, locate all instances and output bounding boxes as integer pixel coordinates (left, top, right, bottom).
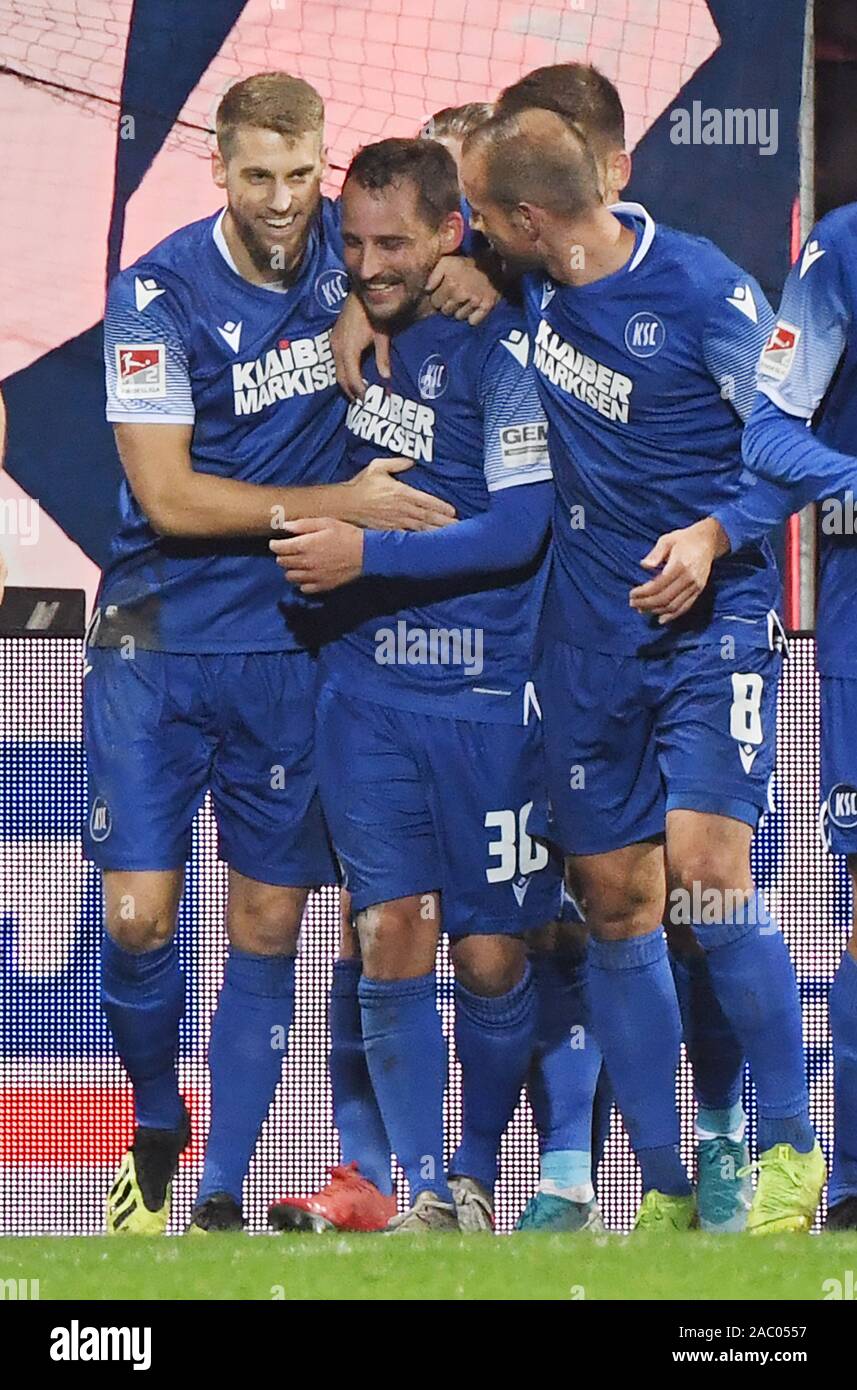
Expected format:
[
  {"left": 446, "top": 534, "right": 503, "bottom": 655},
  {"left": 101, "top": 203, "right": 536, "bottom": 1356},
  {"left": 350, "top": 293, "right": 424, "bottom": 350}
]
[
  {"left": 357, "top": 897, "right": 438, "bottom": 979},
  {"left": 451, "top": 934, "right": 526, "bottom": 995},
  {"left": 226, "top": 874, "right": 306, "bottom": 954},
  {"left": 667, "top": 848, "right": 754, "bottom": 905},
  {"left": 103, "top": 871, "right": 181, "bottom": 952}
]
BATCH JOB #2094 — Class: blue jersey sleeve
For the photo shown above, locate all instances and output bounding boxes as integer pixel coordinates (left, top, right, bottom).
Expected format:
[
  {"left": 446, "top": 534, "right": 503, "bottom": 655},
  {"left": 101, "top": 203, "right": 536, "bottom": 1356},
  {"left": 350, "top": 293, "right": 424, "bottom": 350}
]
[
  {"left": 756, "top": 226, "right": 850, "bottom": 420},
  {"left": 362, "top": 480, "right": 551, "bottom": 582},
  {"left": 702, "top": 274, "right": 776, "bottom": 423},
  {"left": 741, "top": 224, "right": 857, "bottom": 508},
  {"left": 478, "top": 327, "right": 552, "bottom": 491},
  {"left": 104, "top": 270, "right": 195, "bottom": 425}
]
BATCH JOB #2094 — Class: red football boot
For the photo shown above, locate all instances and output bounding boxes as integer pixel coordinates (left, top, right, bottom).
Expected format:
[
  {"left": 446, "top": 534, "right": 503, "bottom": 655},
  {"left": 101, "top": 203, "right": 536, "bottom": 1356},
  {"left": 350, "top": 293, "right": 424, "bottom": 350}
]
[{"left": 268, "top": 1162, "right": 397, "bottom": 1233}]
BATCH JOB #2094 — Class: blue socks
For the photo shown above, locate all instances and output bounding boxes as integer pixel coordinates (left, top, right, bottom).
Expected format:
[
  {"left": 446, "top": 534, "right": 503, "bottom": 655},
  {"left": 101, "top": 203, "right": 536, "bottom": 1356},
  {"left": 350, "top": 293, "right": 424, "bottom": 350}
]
[
  {"left": 100, "top": 933, "right": 185, "bottom": 1131},
  {"left": 670, "top": 950, "right": 745, "bottom": 1112},
  {"left": 588, "top": 927, "right": 690, "bottom": 1196},
  {"left": 693, "top": 894, "right": 814, "bottom": 1154},
  {"left": 359, "top": 971, "right": 450, "bottom": 1203},
  {"left": 329, "top": 959, "right": 393, "bottom": 1195},
  {"left": 829, "top": 950, "right": 857, "bottom": 1204},
  {"left": 450, "top": 964, "right": 536, "bottom": 1190},
  {"left": 527, "top": 951, "right": 604, "bottom": 1199},
  {"left": 197, "top": 948, "right": 295, "bottom": 1206},
  {"left": 591, "top": 1065, "right": 615, "bottom": 1182}
]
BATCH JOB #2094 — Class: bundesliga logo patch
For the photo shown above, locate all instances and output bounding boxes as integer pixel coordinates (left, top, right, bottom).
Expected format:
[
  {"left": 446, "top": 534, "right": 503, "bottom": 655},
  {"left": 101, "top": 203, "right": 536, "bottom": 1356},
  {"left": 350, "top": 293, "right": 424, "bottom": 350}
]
[
  {"left": 114, "top": 344, "right": 166, "bottom": 398},
  {"left": 759, "top": 321, "right": 800, "bottom": 383}
]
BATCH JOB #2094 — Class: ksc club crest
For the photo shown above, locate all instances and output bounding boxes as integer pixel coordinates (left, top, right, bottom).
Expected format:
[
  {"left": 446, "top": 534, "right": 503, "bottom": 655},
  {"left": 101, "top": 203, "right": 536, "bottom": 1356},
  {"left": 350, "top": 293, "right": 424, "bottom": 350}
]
[
  {"left": 89, "top": 797, "right": 112, "bottom": 843},
  {"left": 827, "top": 784, "right": 857, "bottom": 830},
  {"left": 315, "top": 268, "right": 349, "bottom": 313},
  {"left": 624, "top": 312, "right": 666, "bottom": 359},
  {"left": 418, "top": 354, "right": 448, "bottom": 400}
]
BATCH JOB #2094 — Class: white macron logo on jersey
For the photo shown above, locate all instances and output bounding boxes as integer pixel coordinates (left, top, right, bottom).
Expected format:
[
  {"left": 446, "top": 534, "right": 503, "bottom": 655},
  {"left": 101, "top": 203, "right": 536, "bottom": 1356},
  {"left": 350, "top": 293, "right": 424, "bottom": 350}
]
[
  {"left": 500, "top": 329, "right": 530, "bottom": 368},
  {"left": 727, "top": 284, "right": 758, "bottom": 323},
  {"left": 134, "top": 276, "right": 165, "bottom": 312},
  {"left": 540, "top": 281, "right": 556, "bottom": 311},
  {"left": 739, "top": 745, "right": 759, "bottom": 774},
  {"left": 512, "top": 875, "right": 532, "bottom": 907},
  {"left": 217, "top": 320, "right": 242, "bottom": 353},
  {"left": 800, "top": 239, "right": 825, "bottom": 278}
]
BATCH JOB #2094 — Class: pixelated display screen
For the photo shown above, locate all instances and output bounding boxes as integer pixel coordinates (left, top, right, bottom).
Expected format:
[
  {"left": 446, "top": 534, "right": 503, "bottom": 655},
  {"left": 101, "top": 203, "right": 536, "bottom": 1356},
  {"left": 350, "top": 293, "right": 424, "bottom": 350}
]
[{"left": 0, "top": 634, "right": 847, "bottom": 1234}]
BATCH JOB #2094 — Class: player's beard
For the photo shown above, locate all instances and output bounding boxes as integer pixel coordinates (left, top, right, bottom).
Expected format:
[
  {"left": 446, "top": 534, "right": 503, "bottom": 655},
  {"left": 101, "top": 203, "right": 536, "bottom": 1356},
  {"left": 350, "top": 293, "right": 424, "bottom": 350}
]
[
  {"left": 354, "top": 271, "right": 432, "bottom": 334},
  {"left": 229, "top": 198, "right": 317, "bottom": 285}
]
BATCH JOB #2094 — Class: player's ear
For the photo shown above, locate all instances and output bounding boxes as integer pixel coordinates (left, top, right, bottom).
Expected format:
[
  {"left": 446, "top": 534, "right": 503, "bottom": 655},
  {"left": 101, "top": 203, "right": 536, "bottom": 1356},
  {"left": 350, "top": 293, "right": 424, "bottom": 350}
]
[
  {"left": 517, "top": 203, "right": 540, "bottom": 242},
  {"left": 211, "top": 147, "right": 227, "bottom": 191},
  {"left": 319, "top": 141, "right": 328, "bottom": 179},
  {"left": 608, "top": 149, "right": 632, "bottom": 200},
  {"left": 439, "top": 209, "right": 464, "bottom": 256}
]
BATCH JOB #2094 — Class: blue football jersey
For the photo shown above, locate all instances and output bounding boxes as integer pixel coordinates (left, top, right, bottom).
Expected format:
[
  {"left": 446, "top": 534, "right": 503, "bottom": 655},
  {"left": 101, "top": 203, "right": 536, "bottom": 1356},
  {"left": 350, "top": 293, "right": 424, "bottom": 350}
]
[
  {"left": 755, "top": 203, "right": 857, "bottom": 676},
  {"left": 96, "top": 198, "right": 349, "bottom": 653},
  {"left": 523, "top": 201, "right": 779, "bottom": 655},
  {"left": 318, "top": 301, "right": 552, "bottom": 721}
]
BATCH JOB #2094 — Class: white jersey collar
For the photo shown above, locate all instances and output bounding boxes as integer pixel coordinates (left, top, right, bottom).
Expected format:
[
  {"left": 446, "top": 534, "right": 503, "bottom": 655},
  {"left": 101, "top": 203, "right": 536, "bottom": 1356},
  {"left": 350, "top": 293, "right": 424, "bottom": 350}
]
[
  {"left": 212, "top": 208, "right": 289, "bottom": 293},
  {"left": 610, "top": 201, "right": 656, "bottom": 273}
]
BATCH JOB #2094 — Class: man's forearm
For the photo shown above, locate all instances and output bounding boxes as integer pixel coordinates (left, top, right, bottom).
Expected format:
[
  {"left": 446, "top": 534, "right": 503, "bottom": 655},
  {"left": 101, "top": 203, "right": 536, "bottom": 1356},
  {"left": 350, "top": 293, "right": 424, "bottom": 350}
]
[{"left": 147, "top": 470, "right": 365, "bottom": 539}]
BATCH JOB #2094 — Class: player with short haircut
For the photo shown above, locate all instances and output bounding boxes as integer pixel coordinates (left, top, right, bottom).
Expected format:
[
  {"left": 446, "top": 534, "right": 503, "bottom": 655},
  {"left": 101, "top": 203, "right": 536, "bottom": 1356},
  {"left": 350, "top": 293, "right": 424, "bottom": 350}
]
[
  {"left": 461, "top": 108, "right": 825, "bottom": 1234},
  {"left": 90, "top": 72, "right": 455, "bottom": 1237},
  {"left": 496, "top": 63, "right": 628, "bottom": 203},
  {"left": 420, "top": 103, "right": 495, "bottom": 159},
  {"left": 740, "top": 202, "right": 857, "bottom": 1230},
  {"left": 495, "top": 64, "right": 752, "bottom": 1235},
  {"left": 272, "top": 136, "right": 568, "bottom": 1233}
]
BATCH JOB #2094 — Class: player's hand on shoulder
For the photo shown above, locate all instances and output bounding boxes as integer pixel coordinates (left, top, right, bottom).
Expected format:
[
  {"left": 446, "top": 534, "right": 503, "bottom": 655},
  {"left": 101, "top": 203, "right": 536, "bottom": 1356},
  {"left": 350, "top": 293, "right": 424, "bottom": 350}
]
[
  {"left": 427, "top": 256, "right": 500, "bottom": 324},
  {"left": 347, "top": 456, "right": 457, "bottom": 531},
  {"left": 270, "top": 518, "right": 364, "bottom": 593},
  {"left": 331, "top": 293, "right": 392, "bottom": 400},
  {"left": 629, "top": 517, "right": 730, "bottom": 624}
]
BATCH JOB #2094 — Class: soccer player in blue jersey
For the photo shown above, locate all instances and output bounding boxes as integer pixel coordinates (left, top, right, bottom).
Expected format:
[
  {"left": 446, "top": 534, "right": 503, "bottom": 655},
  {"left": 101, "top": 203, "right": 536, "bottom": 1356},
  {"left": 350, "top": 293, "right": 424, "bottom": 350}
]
[
  {"left": 460, "top": 107, "right": 826, "bottom": 1233},
  {"left": 273, "top": 137, "right": 568, "bottom": 1232},
  {"left": 89, "top": 73, "right": 460, "bottom": 1236},
  {"left": 493, "top": 64, "right": 752, "bottom": 1235},
  {"left": 738, "top": 203, "right": 857, "bottom": 1230}
]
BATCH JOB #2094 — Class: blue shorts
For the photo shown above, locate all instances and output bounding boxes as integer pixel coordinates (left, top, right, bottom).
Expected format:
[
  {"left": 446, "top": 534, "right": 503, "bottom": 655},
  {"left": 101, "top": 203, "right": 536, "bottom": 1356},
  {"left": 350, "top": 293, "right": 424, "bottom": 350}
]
[
  {"left": 538, "top": 638, "right": 780, "bottom": 856},
  {"left": 83, "top": 647, "right": 335, "bottom": 885},
  {"left": 820, "top": 675, "right": 857, "bottom": 858},
  {"left": 315, "top": 683, "right": 563, "bottom": 937}
]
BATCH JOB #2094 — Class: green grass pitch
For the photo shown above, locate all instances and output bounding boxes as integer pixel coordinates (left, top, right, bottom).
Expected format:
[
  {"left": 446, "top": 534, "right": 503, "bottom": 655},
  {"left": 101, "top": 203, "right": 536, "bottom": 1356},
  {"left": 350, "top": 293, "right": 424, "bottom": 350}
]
[{"left": 3, "top": 1232, "right": 857, "bottom": 1300}]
